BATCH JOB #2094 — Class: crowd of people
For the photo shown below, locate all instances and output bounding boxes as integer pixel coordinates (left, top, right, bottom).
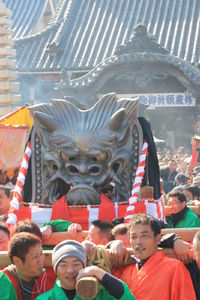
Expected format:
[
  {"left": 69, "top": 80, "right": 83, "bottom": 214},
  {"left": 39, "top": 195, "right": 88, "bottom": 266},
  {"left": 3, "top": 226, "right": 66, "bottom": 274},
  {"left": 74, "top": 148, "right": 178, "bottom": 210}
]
[
  {"left": 0, "top": 168, "right": 19, "bottom": 185},
  {"left": 0, "top": 146, "right": 199, "bottom": 299},
  {"left": 158, "top": 146, "right": 200, "bottom": 229},
  {"left": 0, "top": 215, "right": 199, "bottom": 300}
]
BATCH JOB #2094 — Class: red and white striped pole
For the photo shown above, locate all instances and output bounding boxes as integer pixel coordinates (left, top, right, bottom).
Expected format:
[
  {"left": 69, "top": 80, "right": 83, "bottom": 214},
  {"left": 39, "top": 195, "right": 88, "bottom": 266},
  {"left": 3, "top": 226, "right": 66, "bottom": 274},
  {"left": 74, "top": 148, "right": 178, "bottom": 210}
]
[
  {"left": 7, "top": 142, "right": 32, "bottom": 226},
  {"left": 124, "top": 141, "right": 148, "bottom": 222}
]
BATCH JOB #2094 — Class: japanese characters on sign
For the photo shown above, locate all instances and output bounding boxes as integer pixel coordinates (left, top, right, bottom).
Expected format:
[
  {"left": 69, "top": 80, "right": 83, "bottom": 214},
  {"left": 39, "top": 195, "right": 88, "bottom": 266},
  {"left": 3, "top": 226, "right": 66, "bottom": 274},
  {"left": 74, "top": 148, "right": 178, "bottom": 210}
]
[{"left": 118, "top": 93, "right": 195, "bottom": 108}]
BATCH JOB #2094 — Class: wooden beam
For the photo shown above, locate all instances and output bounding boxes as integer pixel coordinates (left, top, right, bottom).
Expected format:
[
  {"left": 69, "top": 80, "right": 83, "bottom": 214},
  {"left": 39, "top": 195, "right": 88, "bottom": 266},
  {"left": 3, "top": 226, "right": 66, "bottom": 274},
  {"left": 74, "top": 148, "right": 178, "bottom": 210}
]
[
  {"left": 44, "top": 226, "right": 200, "bottom": 246},
  {"left": 46, "top": 226, "right": 200, "bottom": 246},
  {"left": 45, "top": 230, "right": 88, "bottom": 245},
  {"left": 0, "top": 248, "right": 176, "bottom": 268},
  {"left": 161, "top": 227, "right": 200, "bottom": 242}
]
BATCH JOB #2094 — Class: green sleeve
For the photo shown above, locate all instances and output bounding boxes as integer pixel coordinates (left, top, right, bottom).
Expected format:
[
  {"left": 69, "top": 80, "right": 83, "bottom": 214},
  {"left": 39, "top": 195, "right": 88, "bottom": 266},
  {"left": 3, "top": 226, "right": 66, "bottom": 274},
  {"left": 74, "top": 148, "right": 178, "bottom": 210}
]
[
  {"left": 42, "top": 219, "right": 72, "bottom": 232},
  {"left": 185, "top": 210, "right": 200, "bottom": 227},
  {"left": 0, "top": 272, "right": 17, "bottom": 300},
  {"left": 195, "top": 217, "right": 200, "bottom": 227},
  {"left": 118, "top": 282, "right": 136, "bottom": 300}
]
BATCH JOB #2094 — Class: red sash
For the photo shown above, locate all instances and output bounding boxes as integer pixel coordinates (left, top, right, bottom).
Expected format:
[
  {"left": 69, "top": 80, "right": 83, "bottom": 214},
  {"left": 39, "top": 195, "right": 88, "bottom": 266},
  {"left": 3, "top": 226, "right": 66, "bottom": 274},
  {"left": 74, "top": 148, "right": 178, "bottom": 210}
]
[{"left": 2, "top": 269, "right": 47, "bottom": 300}]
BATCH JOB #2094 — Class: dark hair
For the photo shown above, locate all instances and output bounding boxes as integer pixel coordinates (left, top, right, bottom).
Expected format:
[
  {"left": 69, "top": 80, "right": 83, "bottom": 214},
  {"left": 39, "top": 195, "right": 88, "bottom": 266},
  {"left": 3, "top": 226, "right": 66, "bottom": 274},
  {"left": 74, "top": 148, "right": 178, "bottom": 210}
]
[
  {"left": 175, "top": 173, "right": 189, "bottom": 184},
  {"left": 8, "top": 232, "right": 41, "bottom": 263},
  {"left": 92, "top": 220, "right": 114, "bottom": 241},
  {"left": 92, "top": 220, "right": 114, "bottom": 230},
  {"left": 99, "top": 184, "right": 113, "bottom": 194},
  {"left": 183, "top": 185, "right": 200, "bottom": 199},
  {"left": 169, "top": 159, "right": 176, "bottom": 165},
  {"left": 112, "top": 223, "right": 129, "bottom": 237},
  {"left": 112, "top": 218, "right": 124, "bottom": 226},
  {"left": 0, "top": 222, "right": 10, "bottom": 238},
  {"left": 13, "top": 221, "right": 42, "bottom": 240},
  {"left": 0, "top": 184, "right": 11, "bottom": 198},
  {"left": 128, "top": 214, "right": 161, "bottom": 236},
  {"left": 168, "top": 191, "right": 187, "bottom": 203},
  {"left": 160, "top": 166, "right": 170, "bottom": 180}
]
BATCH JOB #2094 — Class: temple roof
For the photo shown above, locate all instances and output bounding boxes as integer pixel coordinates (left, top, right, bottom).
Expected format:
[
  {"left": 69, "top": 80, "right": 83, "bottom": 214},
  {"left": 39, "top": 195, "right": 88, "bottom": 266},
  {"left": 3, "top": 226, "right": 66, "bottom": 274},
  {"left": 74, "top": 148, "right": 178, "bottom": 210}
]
[
  {"left": 2, "top": 0, "right": 55, "bottom": 39},
  {"left": 9, "top": 0, "right": 200, "bottom": 72}
]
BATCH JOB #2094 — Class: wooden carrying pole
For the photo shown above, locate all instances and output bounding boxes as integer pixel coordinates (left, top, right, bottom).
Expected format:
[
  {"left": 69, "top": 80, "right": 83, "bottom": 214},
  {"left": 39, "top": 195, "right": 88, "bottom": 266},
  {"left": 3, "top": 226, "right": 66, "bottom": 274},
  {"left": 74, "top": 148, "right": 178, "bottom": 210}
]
[
  {"left": 161, "top": 227, "right": 200, "bottom": 242},
  {"left": 44, "top": 227, "right": 200, "bottom": 246},
  {"left": 0, "top": 248, "right": 176, "bottom": 268},
  {"left": 45, "top": 230, "right": 88, "bottom": 245}
]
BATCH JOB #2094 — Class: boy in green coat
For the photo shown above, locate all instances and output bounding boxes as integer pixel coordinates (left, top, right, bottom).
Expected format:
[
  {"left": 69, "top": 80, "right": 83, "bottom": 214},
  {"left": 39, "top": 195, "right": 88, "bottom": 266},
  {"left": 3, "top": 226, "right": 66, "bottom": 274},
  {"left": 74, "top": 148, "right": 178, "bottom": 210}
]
[{"left": 36, "top": 240, "right": 135, "bottom": 300}]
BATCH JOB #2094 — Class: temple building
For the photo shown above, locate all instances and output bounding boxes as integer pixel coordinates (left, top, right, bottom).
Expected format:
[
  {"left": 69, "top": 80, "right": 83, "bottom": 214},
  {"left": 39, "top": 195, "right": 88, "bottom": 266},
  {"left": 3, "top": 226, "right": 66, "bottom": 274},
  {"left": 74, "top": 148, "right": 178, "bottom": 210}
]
[{"left": 3, "top": 0, "right": 200, "bottom": 148}]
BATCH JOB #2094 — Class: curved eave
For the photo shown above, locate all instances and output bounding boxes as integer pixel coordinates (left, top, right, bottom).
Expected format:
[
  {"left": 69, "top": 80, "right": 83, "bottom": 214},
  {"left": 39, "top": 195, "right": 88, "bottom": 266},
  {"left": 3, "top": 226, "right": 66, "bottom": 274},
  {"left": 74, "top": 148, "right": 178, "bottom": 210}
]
[{"left": 64, "top": 52, "right": 200, "bottom": 94}]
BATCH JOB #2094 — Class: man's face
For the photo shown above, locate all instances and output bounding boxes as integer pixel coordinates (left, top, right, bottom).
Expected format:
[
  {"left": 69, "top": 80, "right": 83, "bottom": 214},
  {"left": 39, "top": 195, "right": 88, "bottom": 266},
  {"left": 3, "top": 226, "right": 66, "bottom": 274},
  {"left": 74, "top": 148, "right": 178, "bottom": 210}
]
[
  {"left": 168, "top": 161, "right": 176, "bottom": 172},
  {"left": 129, "top": 223, "right": 160, "bottom": 260},
  {"left": 17, "top": 243, "right": 44, "bottom": 281},
  {"left": 0, "top": 229, "right": 9, "bottom": 250},
  {"left": 168, "top": 196, "right": 186, "bottom": 214},
  {"left": 0, "top": 189, "right": 10, "bottom": 214},
  {"left": 87, "top": 225, "right": 108, "bottom": 245},
  {"left": 57, "top": 256, "right": 83, "bottom": 290},
  {"left": 0, "top": 171, "right": 7, "bottom": 184}
]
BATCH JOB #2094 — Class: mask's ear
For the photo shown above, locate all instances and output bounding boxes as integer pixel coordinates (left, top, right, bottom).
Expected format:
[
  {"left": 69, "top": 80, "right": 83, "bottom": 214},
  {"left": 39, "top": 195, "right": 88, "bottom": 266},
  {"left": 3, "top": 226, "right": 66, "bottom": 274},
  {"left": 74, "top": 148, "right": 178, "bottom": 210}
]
[{"left": 138, "top": 117, "right": 161, "bottom": 200}]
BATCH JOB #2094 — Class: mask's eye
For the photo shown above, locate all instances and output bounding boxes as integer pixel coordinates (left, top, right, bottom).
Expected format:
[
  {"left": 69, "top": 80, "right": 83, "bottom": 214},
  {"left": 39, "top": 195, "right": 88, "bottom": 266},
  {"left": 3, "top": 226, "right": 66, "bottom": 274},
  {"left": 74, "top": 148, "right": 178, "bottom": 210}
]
[
  {"left": 91, "top": 153, "right": 106, "bottom": 162},
  {"left": 60, "top": 152, "right": 76, "bottom": 162},
  {"left": 69, "top": 156, "right": 76, "bottom": 161},
  {"left": 89, "top": 166, "right": 101, "bottom": 174}
]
